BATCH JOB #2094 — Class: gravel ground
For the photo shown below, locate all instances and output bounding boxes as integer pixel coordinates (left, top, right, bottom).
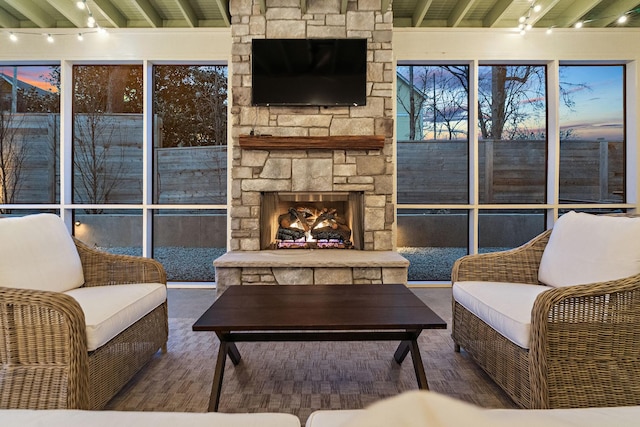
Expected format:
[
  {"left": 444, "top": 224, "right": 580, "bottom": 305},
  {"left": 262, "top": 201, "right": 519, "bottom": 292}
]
[
  {"left": 101, "top": 246, "right": 226, "bottom": 282},
  {"left": 102, "top": 246, "right": 507, "bottom": 283}
]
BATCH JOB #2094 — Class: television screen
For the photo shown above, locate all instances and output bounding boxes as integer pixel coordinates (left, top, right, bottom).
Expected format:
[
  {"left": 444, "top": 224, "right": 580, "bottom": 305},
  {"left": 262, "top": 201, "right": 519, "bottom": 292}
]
[{"left": 251, "top": 38, "right": 367, "bottom": 107}]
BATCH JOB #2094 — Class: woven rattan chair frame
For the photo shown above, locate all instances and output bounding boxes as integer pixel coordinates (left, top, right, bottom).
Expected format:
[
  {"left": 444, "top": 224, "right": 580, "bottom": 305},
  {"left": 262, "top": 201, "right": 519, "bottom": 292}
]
[
  {"left": 451, "top": 229, "right": 640, "bottom": 409},
  {"left": 0, "top": 238, "right": 168, "bottom": 410}
]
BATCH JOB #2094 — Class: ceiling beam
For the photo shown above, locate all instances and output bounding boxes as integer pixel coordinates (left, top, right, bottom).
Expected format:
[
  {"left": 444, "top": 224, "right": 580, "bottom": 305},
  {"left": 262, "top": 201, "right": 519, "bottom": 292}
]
[
  {"left": 483, "top": 0, "right": 515, "bottom": 28},
  {"left": 131, "top": 0, "right": 162, "bottom": 28},
  {"left": 524, "top": 0, "right": 562, "bottom": 27},
  {"left": 4, "top": 0, "right": 55, "bottom": 28},
  {"left": 412, "top": 0, "right": 434, "bottom": 27},
  {"left": 555, "top": 0, "right": 604, "bottom": 27},
  {"left": 588, "top": 0, "right": 640, "bottom": 27},
  {"left": 214, "top": 0, "right": 231, "bottom": 26},
  {"left": 0, "top": 9, "right": 19, "bottom": 28},
  {"left": 92, "top": 0, "right": 127, "bottom": 28},
  {"left": 448, "top": 0, "right": 477, "bottom": 27},
  {"left": 175, "top": 0, "right": 198, "bottom": 27},
  {"left": 45, "top": 0, "right": 87, "bottom": 28}
]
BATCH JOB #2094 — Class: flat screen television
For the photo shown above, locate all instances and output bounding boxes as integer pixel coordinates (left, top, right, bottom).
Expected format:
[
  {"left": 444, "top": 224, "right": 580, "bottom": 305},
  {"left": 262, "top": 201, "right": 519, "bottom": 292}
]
[{"left": 251, "top": 38, "right": 367, "bottom": 107}]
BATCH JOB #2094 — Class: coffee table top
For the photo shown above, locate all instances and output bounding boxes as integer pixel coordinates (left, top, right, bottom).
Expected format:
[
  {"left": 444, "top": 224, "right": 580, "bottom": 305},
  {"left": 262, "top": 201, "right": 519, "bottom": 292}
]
[{"left": 192, "top": 284, "right": 447, "bottom": 332}]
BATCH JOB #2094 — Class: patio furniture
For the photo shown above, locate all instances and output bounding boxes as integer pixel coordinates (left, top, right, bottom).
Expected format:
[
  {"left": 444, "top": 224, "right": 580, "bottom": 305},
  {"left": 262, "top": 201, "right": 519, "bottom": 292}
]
[
  {"left": 451, "top": 211, "right": 640, "bottom": 409},
  {"left": 0, "top": 213, "right": 168, "bottom": 410}
]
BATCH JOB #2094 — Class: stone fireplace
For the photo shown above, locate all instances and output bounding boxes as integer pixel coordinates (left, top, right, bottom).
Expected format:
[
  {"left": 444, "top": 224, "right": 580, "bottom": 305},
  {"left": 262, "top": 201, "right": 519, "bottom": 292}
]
[{"left": 214, "top": 0, "right": 408, "bottom": 294}]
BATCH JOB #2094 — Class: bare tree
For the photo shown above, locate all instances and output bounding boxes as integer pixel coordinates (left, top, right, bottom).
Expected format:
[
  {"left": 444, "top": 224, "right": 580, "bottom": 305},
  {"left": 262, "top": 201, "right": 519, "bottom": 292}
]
[
  {"left": 432, "top": 72, "right": 467, "bottom": 140},
  {"left": 0, "top": 111, "right": 28, "bottom": 213},
  {"left": 73, "top": 112, "right": 126, "bottom": 212}
]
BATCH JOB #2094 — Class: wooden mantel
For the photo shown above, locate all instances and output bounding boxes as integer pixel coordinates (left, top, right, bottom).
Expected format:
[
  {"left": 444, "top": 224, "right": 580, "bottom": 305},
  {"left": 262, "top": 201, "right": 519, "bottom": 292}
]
[{"left": 238, "top": 134, "right": 385, "bottom": 150}]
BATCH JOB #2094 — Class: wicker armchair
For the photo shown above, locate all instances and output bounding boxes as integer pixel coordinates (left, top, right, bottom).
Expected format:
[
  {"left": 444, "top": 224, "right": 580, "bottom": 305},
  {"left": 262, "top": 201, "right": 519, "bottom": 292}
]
[
  {"left": 451, "top": 226, "right": 640, "bottom": 409},
  {"left": 0, "top": 216, "right": 168, "bottom": 410}
]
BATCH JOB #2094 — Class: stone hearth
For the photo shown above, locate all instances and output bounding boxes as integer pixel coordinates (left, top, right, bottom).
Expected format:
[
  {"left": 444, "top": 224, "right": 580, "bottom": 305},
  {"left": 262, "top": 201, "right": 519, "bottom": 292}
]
[{"left": 214, "top": 250, "right": 409, "bottom": 294}]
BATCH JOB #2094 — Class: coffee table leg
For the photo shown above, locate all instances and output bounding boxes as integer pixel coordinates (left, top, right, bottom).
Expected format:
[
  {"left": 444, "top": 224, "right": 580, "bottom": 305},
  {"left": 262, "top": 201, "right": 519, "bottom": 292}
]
[
  {"left": 227, "top": 342, "right": 242, "bottom": 365},
  {"left": 393, "top": 340, "right": 411, "bottom": 363},
  {"left": 393, "top": 339, "right": 429, "bottom": 390},
  {"left": 208, "top": 340, "right": 229, "bottom": 412},
  {"left": 408, "top": 340, "right": 429, "bottom": 390}
]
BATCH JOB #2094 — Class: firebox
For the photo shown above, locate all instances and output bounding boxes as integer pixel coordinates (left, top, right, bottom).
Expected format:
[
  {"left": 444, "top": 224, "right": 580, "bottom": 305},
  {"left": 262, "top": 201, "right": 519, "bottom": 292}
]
[{"left": 260, "top": 192, "right": 364, "bottom": 250}]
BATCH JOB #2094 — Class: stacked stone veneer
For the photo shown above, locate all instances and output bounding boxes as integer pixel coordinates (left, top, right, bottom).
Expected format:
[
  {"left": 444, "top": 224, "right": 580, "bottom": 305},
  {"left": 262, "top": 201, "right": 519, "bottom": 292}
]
[{"left": 218, "top": 0, "right": 406, "bottom": 292}]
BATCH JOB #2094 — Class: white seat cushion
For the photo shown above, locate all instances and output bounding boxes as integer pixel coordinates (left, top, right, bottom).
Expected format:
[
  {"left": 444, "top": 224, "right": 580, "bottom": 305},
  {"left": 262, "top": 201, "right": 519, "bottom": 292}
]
[
  {"left": 65, "top": 283, "right": 166, "bottom": 351},
  {"left": 0, "top": 409, "right": 301, "bottom": 427},
  {"left": 0, "top": 213, "right": 84, "bottom": 292},
  {"left": 452, "top": 281, "right": 549, "bottom": 349},
  {"left": 538, "top": 211, "right": 640, "bottom": 287}
]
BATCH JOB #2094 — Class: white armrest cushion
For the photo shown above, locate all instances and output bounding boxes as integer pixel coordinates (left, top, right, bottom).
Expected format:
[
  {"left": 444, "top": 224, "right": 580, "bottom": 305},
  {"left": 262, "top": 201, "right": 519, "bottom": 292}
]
[
  {"left": 0, "top": 213, "right": 84, "bottom": 292},
  {"left": 538, "top": 211, "right": 640, "bottom": 287}
]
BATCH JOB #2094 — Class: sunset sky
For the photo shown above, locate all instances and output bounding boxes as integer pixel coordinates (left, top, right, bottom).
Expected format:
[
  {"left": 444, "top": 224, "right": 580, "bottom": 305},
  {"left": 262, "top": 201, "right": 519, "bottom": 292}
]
[{"left": 3, "top": 64, "right": 626, "bottom": 142}]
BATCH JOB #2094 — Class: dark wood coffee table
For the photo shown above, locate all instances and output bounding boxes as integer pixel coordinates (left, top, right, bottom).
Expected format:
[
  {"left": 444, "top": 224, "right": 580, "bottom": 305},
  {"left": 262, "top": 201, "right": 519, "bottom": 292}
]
[{"left": 192, "top": 284, "right": 447, "bottom": 411}]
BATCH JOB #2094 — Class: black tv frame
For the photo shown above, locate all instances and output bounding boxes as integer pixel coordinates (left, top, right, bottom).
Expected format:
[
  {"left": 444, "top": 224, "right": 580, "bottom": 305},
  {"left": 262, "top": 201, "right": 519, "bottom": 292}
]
[{"left": 251, "top": 38, "right": 367, "bottom": 107}]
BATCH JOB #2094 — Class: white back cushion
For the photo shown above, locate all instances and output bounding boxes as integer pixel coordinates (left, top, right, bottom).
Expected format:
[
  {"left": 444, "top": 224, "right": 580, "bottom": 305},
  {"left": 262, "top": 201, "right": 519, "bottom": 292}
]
[
  {"left": 0, "top": 213, "right": 84, "bottom": 292},
  {"left": 538, "top": 211, "right": 640, "bottom": 287}
]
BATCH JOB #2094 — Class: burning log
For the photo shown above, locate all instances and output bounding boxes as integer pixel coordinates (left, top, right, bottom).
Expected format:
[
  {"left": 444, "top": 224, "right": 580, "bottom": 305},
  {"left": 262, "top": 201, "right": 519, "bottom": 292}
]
[
  {"left": 278, "top": 207, "right": 312, "bottom": 230},
  {"left": 275, "top": 205, "right": 352, "bottom": 248},
  {"left": 309, "top": 208, "right": 351, "bottom": 243}
]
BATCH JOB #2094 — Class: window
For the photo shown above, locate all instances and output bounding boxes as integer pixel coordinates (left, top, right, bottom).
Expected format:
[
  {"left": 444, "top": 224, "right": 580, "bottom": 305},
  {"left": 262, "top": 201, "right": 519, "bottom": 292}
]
[
  {"left": 72, "top": 65, "right": 143, "bottom": 206},
  {"left": 396, "top": 65, "right": 469, "bottom": 280},
  {"left": 478, "top": 65, "right": 547, "bottom": 204},
  {"left": 396, "top": 62, "right": 629, "bottom": 282},
  {"left": 559, "top": 65, "right": 625, "bottom": 204},
  {"left": 0, "top": 65, "right": 60, "bottom": 209},
  {"left": 151, "top": 65, "right": 228, "bottom": 282},
  {"left": 0, "top": 62, "right": 229, "bottom": 284}
]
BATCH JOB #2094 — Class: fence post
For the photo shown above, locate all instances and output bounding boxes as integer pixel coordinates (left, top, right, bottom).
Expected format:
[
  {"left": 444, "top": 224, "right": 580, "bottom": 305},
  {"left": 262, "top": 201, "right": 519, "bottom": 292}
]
[
  {"left": 484, "top": 139, "right": 493, "bottom": 203},
  {"left": 599, "top": 140, "right": 608, "bottom": 202}
]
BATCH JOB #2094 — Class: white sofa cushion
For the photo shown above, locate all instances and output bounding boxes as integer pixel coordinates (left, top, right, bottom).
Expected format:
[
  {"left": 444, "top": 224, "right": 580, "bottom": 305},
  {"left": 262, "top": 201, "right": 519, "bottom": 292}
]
[
  {"left": 305, "top": 391, "right": 640, "bottom": 427},
  {"left": 0, "top": 409, "right": 300, "bottom": 427},
  {"left": 538, "top": 211, "right": 640, "bottom": 287},
  {"left": 65, "top": 283, "right": 166, "bottom": 351},
  {"left": 0, "top": 213, "right": 84, "bottom": 292},
  {"left": 336, "top": 390, "right": 552, "bottom": 427},
  {"left": 452, "top": 281, "right": 549, "bottom": 349}
]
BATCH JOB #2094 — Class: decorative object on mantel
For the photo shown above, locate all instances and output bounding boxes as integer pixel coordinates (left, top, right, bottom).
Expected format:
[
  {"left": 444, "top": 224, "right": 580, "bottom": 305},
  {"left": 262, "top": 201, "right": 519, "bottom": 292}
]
[{"left": 238, "top": 135, "right": 385, "bottom": 150}]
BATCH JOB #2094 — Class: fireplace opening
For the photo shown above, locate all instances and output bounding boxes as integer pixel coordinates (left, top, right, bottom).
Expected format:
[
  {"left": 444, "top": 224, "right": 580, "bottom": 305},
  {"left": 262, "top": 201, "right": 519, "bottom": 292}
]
[{"left": 261, "top": 192, "right": 364, "bottom": 250}]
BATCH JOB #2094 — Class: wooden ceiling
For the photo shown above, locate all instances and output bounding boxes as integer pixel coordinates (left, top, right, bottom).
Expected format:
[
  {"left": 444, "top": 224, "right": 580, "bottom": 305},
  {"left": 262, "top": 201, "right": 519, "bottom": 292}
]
[{"left": 1, "top": 0, "right": 639, "bottom": 30}]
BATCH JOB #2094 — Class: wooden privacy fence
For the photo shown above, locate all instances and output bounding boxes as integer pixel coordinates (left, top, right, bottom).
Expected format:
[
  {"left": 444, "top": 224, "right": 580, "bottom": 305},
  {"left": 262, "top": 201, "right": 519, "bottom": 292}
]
[
  {"left": 397, "top": 139, "right": 624, "bottom": 204},
  {"left": 1, "top": 113, "right": 227, "bottom": 205},
  {"left": 0, "top": 113, "right": 624, "bottom": 207}
]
